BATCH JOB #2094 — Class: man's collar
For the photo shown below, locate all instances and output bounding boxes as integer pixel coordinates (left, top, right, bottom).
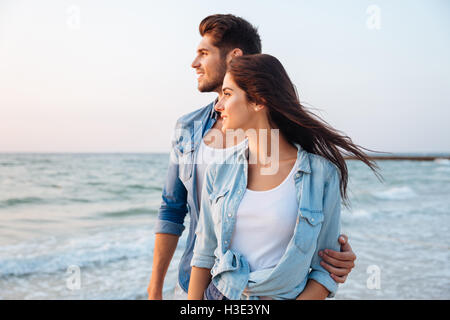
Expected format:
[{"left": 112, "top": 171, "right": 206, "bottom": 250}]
[{"left": 210, "top": 97, "right": 219, "bottom": 120}]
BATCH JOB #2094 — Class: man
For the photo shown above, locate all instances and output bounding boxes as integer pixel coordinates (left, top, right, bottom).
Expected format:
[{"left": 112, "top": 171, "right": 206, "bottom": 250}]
[{"left": 148, "top": 14, "right": 356, "bottom": 300}]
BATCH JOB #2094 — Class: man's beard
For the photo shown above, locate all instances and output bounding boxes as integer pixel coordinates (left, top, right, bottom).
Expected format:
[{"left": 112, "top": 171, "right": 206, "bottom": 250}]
[
  {"left": 198, "top": 77, "right": 223, "bottom": 92},
  {"left": 198, "top": 61, "right": 227, "bottom": 93}
]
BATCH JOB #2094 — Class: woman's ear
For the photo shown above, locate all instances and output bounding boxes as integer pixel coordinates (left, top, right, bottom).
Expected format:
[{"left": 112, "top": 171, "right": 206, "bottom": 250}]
[{"left": 252, "top": 103, "right": 265, "bottom": 112}]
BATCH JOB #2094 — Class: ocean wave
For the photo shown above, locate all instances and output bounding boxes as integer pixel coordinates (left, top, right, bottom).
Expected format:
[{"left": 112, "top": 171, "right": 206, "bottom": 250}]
[
  {"left": 99, "top": 207, "right": 157, "bottom": 218},
  {"left": 0, "top": 197, "right": 46, "bottom": 208},
  {"left": 342, "top": 209, "right": 372, "bottom": 219},
  {"left": 434, "top": 158, "right": 450, "bottom": 165},
  {"left": 0, "top": 227, "right": 154, "bottom": 278},
  {"left": 373, "top": 186, "right": 416, "bottom": 200},
  {"left": 435, "top": 166, "right": 450, "bottom": 173},
  {"left": 0, "top": 162, "right": 18, "bottom": 167},
  {"left": 126, "top": 184, "right": 162, "bottom": 192}
]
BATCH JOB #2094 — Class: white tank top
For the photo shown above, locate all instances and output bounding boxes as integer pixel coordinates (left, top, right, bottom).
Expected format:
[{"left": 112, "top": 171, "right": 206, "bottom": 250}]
[
  {"left": 230, "top": 158, "right": 299, "bottom": 272},
  {"left": 195, "top": 138, "right": 246, "bottom": 207}
]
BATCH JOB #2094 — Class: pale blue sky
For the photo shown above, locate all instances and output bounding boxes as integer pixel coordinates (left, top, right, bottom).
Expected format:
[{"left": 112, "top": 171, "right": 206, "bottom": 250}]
[{"left": 0, "top": 0, "right": 449, "bottom": 153}]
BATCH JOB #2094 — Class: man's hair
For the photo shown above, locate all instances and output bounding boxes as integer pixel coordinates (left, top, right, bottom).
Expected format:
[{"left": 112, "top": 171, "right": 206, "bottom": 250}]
[{"left": 199, "top": 14, "right": 262, "bottom": 56}]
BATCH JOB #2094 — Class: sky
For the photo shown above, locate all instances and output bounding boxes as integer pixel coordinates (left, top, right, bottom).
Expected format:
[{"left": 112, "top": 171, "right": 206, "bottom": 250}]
[{"left": 0, "top": 0, "right": 449, "bottom": 153}]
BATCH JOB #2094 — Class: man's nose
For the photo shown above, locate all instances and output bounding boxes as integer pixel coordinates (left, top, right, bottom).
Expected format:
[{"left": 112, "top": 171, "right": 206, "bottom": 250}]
[{"left": 191, "top": 57, "right": 200, "bottom": 69}]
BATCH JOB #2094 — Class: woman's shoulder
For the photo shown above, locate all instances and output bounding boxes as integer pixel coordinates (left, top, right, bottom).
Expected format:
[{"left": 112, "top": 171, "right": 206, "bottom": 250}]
[
  {"left": 304, "top": 151, "right": 339, "bottom": 180},
  {"left": 204, "top": 159, "right": 239, "bottom": 180}
]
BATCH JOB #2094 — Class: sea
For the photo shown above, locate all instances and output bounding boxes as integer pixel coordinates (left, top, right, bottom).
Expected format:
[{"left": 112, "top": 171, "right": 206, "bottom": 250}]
[{"left": 0, "top": 153, "right": 449, "bottom": 300}]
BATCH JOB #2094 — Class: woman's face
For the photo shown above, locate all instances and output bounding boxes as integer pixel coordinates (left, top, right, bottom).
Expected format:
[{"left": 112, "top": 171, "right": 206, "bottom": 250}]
[{"left": 215, "top": 73, "right": 259, "bottom": 133}]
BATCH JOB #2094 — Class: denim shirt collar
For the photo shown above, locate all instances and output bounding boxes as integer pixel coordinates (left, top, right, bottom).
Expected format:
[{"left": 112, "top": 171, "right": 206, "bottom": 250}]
[
  {"left": 210, "top": 97, "right": 219, "bottom": 120},
  {"left": 294, "top": 143, "right": 311, "bottom": 174}
]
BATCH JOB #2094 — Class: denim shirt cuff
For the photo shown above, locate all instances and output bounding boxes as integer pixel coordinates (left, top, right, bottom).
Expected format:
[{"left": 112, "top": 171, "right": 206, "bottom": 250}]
[
  {"left": 154, "top": 219, "right": 185, "bottom": 236},
  {"left": 190, "top": 254, "right": 215, "bottom": 269},
  {"left": 308, "top": 271, "right": 338, "bottom": 298}
]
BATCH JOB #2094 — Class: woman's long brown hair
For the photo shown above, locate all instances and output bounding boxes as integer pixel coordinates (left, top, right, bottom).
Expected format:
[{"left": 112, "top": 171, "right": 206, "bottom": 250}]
[{"left": 227, "top": 54, "right": 381, "bottom": 203}]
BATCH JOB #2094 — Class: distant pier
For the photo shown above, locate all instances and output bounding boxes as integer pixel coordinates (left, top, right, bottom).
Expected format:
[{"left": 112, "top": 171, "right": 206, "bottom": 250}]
[{"left": 345, "top": 155, "right": 450, "bottom": 161}]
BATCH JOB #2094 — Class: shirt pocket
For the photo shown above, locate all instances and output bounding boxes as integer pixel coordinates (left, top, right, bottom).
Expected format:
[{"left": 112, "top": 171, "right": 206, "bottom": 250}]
[
  {"left": 175, "top": 143, "right": 194, "bottom": 182},
  {"left": 293, "top": 209, "right": 324, "bottom": 253},
  {"left": 208, "top": 189, "right": 229, "bottom": 224}
]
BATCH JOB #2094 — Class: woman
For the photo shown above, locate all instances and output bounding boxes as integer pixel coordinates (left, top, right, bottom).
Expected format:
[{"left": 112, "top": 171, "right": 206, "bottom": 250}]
[{"left": 187, "top": 54, "right": 378, "bottom": 300}]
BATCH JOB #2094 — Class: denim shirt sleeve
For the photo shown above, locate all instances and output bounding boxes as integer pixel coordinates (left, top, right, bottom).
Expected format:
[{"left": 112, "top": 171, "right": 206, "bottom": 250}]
[
  {"left": 154, "top": 122, "right": 188, "bottom": 236},
  {"left": 307, "top": 166, "right": 341, "bottom": 298},
  {"left": 190, "top": 165, "right": 217, "bottom": 269}
]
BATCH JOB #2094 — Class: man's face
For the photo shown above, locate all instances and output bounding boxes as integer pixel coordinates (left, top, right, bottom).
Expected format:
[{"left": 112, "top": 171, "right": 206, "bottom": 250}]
[{"left": 191, "top": 34, "right": 227, "bottom": 93}]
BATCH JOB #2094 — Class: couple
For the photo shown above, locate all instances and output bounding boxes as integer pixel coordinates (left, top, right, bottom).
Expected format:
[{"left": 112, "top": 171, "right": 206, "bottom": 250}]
[{"left": 148, "top": 14, "right": 376, "bottom": 300}]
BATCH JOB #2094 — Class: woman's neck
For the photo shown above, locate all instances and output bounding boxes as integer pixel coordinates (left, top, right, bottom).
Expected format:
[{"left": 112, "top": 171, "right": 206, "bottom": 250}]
[{"left": 246, "top": 119, "right": 295, "bottom": 168}]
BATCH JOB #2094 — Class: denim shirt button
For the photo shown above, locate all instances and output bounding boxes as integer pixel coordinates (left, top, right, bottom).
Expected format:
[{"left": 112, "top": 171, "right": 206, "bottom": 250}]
[
  {"left": 295, "top": 173, "right": 300, "bottom": 178},
  {"left": 228, "top": 213, "right": 232, "bottom": 217}
]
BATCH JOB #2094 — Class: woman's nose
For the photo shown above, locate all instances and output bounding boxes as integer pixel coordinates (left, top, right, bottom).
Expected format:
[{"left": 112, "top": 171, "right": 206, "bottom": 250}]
[{"left": 214, "top": 98, "right": 224, "bottom": 112}]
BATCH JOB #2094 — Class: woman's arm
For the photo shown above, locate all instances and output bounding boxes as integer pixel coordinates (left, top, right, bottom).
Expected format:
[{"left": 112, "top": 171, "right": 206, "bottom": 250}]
[
  {"left": 296, "top": 279, "right": 329, "bottom": 300},
  {"left": 188, "top": 164, "right": 218, "bottom": 299},
  {"left": 306, "top": 165, "right": 342, "bottom": 297},
  {"left": 188, "top": 266, "right": 212, "bottom": 300}
]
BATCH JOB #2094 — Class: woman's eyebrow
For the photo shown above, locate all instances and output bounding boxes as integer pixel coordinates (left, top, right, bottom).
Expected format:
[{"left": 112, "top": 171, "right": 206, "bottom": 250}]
[{"left": 222, "top": 87, "right": 233, "bottom": 91}]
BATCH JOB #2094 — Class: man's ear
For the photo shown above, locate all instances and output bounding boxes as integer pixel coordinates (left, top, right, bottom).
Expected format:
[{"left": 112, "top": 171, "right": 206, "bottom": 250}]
[
  {"left": 226, "top": 48, "right": 244, "bottom": 63},
  {"left": 231, "top": 48, "right": 244, "bottom": 57}
]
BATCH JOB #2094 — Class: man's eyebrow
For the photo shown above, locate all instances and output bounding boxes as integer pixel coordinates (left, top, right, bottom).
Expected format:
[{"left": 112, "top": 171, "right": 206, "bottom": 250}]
[{"left": 197, "top": 48, "right": 209, "bottom": 53}]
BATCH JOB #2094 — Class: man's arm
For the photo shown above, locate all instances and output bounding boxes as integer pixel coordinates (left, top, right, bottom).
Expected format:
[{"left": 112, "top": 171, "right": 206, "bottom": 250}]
[
  {"left": 318, "top": 234, "right": 356, "bottom": 283},
  {"left": 147, "top": 234, "right": 179, "bottom": 299},
  {"left": 148, "top": 121, "right": 189, "bottom": 300}
]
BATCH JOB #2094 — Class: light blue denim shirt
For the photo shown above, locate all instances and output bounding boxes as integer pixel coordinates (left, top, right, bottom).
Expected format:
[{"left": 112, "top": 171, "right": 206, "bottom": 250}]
[
  {"left": 155, "top": 101, "right": 219, "bottom": 292},
  {"left": 191, "top": 140, "right": 342, "bottom": 300}
]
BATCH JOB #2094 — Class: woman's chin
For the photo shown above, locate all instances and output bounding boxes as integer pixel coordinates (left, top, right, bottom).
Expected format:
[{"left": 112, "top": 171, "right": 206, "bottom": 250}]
[{"left": 221, "top": 120, "right": 229, "bottom": 132}]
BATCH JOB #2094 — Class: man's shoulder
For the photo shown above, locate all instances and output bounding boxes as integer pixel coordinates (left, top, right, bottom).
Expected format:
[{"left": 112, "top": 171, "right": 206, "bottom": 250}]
[{"left": 175, "top": 101, "right": 215, "bottom": 128}]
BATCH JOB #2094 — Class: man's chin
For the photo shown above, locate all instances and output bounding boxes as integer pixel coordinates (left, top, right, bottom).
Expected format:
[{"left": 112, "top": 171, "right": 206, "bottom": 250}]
[
  {"left": 197, "top": 81, "right": 221, "bottom": 93},
  {"left": 198, "top": 86, "right": 210, "bottom": 93}
]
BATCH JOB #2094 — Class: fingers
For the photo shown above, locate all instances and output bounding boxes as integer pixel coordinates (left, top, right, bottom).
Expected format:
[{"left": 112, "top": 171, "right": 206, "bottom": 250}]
[
  {"left": 320, "top": 260, "right": 351, "bottom": 277},
  {"left": 318, "top": 234, "right": 356, "bottom": 284},
  {"left": 319, "top": 250, "right": 355, "bottom": 269},
  {"left": 322, "top": 248, "right": 356, "bottom": 263},
  {"left": 338, "top": 234, "right": 348, "bottom": 245},
  {"left": 330, "top": 273, "right": 347, "bottom": 284},
  {"left": 338, "top": 234, "right": 354, "bottom": 254}
]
